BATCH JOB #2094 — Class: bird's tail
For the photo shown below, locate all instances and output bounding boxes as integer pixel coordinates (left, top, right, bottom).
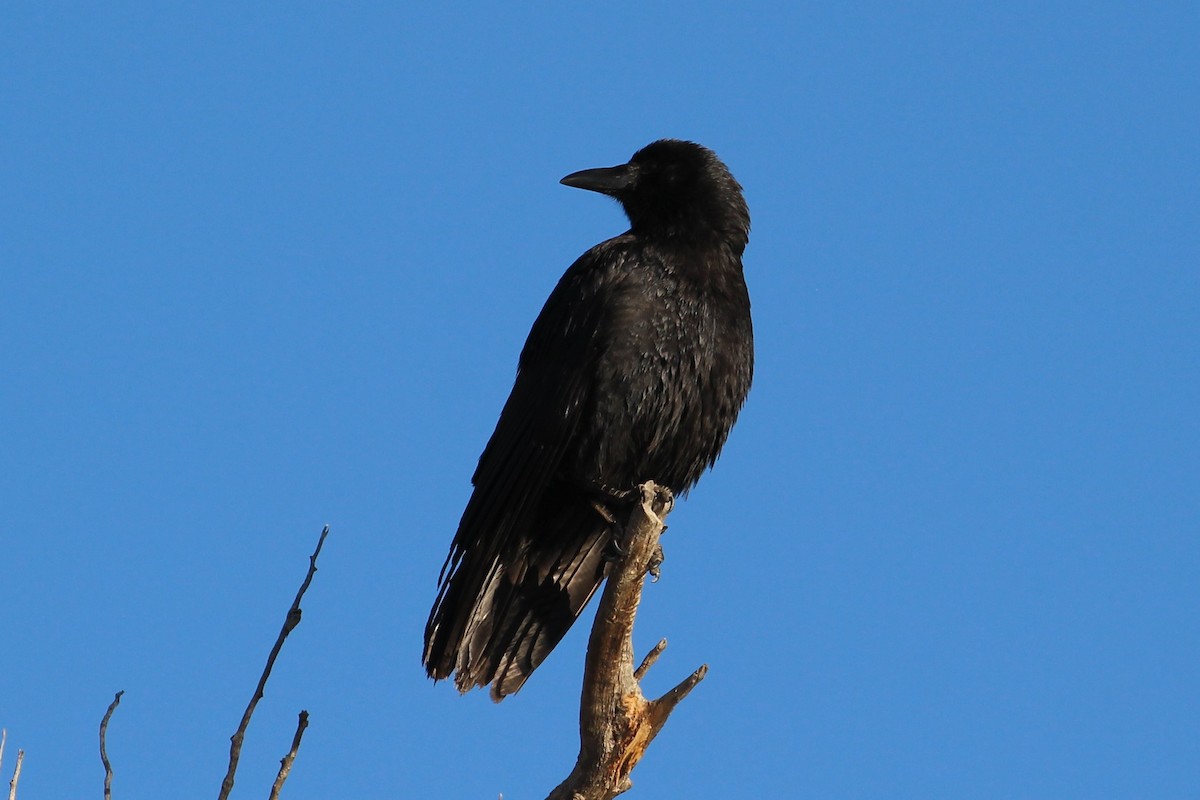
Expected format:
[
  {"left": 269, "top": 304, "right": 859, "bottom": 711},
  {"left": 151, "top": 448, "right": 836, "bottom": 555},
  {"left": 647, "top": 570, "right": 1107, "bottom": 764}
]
[{"left": 423, "top": 495, "right": 612, "bottom": 700}]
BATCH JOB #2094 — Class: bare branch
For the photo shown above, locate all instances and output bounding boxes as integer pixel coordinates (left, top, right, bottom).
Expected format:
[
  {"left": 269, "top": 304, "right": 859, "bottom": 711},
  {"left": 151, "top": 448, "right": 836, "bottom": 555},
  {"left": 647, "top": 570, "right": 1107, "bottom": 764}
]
[
  {"left": 7, "top": 749, "right": 23, "bottom": 800},
  {"left": 100, "top": 690, "right": 124, "bottom": 800},
  {"left": 546, "top": 482, "right": 707, "bottom": 800},
  {"left": 217, "top": 525, "right": 330, "bottom": 800},
  {"left": 0, "top": 728, "right": 6, "bottom": 782},
  {"left": 268, "top": 710, "right": 310, "bottom": 800},
  {"left": 633, "top": 640, "right": 667, "bottom": 682}
]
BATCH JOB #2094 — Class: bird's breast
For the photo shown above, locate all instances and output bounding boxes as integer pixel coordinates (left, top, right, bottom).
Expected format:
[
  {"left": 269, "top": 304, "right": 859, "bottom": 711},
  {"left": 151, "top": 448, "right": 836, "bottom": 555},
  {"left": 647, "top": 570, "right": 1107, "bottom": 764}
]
[{"left": 579, "top": 263, "right": 752, "bottom": 492}]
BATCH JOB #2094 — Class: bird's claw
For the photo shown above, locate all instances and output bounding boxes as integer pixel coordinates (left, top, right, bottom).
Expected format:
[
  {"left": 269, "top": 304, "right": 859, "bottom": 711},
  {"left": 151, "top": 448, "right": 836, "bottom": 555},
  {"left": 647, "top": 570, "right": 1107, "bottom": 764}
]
[
  {"left": 602, "top": 529, "right": 627, "bottom": 562},
  {"left": 648, "top": 543, "right": 665, "bottom": 582}
]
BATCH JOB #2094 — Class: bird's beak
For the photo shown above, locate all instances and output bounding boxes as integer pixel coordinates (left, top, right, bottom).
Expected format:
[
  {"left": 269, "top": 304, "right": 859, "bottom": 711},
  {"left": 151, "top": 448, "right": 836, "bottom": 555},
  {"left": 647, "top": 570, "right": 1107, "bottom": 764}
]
[{"left": 560, "top": 164, "right": 636, "bottom": 198}]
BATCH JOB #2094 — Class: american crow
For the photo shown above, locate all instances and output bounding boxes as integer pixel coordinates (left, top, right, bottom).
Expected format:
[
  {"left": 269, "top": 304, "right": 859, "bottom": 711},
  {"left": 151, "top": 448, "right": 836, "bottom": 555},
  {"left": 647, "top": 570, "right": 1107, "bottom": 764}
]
[{"left": 424, "top": 139, "right": 753, "bottom": 700}]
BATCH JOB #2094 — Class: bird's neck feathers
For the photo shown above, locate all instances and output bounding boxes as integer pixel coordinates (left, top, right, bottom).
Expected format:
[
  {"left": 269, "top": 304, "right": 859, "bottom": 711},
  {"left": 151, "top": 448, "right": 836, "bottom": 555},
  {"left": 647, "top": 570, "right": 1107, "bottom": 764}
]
[{"left": 625, "top": 182, "right": 749, "bottom": 256}]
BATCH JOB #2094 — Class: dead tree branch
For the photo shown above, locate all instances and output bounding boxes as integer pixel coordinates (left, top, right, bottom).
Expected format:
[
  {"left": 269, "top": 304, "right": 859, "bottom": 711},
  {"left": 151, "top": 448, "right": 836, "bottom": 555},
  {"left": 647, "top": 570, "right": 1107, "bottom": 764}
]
[
  {"left": 268, "top": 710, "right": 309, "bottom": 800},
  {"left": 217, "top": 525, "right": 329, "bottom": 800},
  {"left": 6, "top": 748, "right": 23, "bottom": 800},
  {"left": 100, "top": 690, "right": 123, "bottom": 800},
  {"left": 546, "top": 481, "right": 707, "bottom": 800}
]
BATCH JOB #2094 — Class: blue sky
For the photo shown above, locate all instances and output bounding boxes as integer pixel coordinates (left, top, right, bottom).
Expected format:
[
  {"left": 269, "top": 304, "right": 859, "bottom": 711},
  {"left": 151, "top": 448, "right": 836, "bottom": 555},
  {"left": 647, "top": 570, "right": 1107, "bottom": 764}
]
[{"left": 2, "top": 2, "right": 1197, "bottom": 798}]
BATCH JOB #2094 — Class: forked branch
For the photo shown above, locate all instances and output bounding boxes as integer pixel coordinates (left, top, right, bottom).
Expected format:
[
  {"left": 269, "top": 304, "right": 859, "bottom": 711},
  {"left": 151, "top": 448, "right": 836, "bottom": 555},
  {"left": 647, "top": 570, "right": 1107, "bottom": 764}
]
[
  {"left": 546, "top": 482, "right": 707, "bottom": 800},
  {"left": 218, "top": 524, "right": 329, "bottom": 800}
]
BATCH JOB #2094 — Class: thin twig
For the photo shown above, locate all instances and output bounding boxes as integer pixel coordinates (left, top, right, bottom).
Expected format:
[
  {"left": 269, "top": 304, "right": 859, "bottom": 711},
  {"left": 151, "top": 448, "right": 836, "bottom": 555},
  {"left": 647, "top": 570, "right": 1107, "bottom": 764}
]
[
  {"left": 634, "top": 639, "right": 668, "bottom": 681},
  {"left": 0, "top": 728, "right": 6, "bottom": 782},
  {"left": 217, "top": 525, "right": 330, "bottom": 800},
  {"left": 7, "top": 749, "right": 23, "bottom": 800},
  {"left": 268, "top": 710, "right": 309, "bottom": 800},
  {"left": 100, "top": 690, "right": 124, "bottom": 800}
]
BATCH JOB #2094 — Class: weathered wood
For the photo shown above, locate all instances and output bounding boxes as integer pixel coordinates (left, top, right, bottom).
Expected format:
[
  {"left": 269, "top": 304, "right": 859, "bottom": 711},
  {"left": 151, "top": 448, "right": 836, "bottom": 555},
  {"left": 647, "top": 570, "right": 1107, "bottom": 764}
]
[{"left": 546, "top": 482, "right": 707, "bottom": 800}]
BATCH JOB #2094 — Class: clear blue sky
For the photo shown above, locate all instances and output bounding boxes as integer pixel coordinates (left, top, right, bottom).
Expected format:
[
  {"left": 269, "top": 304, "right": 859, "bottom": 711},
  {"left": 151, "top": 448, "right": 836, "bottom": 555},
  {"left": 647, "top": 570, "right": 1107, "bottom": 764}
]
[{"left": 2, "top": 3, "right": 1197, "bottom": 798}]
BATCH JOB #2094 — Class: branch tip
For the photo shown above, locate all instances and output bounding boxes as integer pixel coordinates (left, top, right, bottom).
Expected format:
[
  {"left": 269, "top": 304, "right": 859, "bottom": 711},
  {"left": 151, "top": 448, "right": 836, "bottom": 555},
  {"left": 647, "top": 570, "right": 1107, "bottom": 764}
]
[
  {"left": 634, "top": 639, "right": 668, "bottom": 680},
  {"left": 100, "top": 690, "right": 124, "bottom": 800},
  {"left": 654, "top": 663, "right": 708, "bottom": 714},
  {"left": 268, "top": 710, "right": 310, "bottom": 800}
]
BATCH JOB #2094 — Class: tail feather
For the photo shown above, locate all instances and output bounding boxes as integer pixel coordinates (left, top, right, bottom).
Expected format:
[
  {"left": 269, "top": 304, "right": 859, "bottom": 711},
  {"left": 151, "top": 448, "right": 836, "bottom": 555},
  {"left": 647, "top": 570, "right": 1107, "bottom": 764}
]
[{"left": 424, "top": 491, "right": 613, "bottom": 700}]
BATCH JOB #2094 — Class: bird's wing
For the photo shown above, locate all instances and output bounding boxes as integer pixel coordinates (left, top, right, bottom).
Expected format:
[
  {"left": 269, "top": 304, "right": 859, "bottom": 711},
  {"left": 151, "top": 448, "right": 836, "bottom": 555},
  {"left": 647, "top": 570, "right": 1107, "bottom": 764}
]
[
  {"left": 450, "top": 246, "right": 614, "bottom": 574},
  {"left": 424, "top": 242, "right": 628, "bottom": 689}
]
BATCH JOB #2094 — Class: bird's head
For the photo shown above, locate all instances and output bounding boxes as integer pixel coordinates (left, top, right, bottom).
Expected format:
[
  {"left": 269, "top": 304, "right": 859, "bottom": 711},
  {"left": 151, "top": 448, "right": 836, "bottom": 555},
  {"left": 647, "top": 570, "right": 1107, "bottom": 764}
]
[{"left": 561, "top": 139, "right": 750, "bottom": 253}]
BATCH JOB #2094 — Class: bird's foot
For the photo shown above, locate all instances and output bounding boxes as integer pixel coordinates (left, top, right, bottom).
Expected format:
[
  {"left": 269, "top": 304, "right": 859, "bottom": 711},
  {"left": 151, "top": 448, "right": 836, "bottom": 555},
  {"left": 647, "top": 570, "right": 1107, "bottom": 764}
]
[
  {"left": 590, "top": 481, "right": 669, "bottom": 576},
  {"left": 584, "top": 480, "right": 639, "bottom": 529},
  {"left": 602, "top": 526, "right": 627, "bottom": 562},
  {"left": 603, "top": 484, "right": 638, "bottom": 504},
  {"left": 648, "top": 543, "right": 665, "bottom": 582},
  {"left": 590, "top": 499, "right": 618, "bottom": 525},
  {"left": 585, "top": 479, "right": 637, "bottom": 506},
  {"left": 658, "top": 487, "right": 675, "bottom": 516}
]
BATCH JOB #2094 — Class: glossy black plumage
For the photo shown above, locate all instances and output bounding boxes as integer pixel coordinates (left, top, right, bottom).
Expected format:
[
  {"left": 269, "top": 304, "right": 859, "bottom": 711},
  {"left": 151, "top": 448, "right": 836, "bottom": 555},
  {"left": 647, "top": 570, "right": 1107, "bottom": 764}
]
[{"left": 423, "top": 140, "right": 753, "bottom": 700}]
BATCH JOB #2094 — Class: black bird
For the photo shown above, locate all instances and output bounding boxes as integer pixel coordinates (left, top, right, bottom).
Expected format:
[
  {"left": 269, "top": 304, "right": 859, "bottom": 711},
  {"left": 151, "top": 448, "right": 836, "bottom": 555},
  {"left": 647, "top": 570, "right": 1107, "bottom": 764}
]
[{"left": 424, "top": 139, "right": 753, "bottom": 700}]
